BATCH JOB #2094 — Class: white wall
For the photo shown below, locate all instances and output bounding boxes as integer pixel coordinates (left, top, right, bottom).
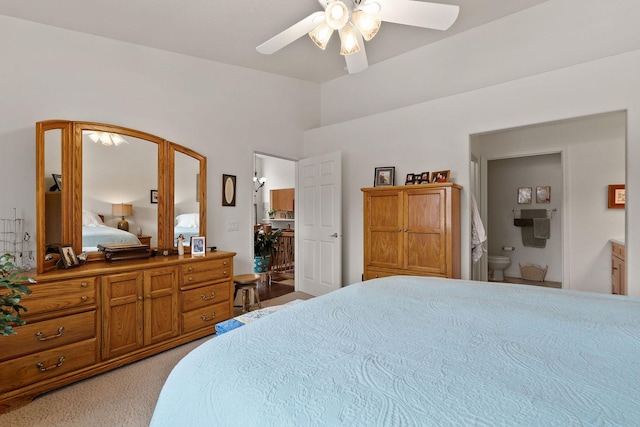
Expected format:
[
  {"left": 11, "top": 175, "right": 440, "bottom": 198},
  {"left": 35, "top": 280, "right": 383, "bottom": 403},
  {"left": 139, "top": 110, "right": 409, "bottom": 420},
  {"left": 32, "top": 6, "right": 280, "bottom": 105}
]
[
  {"left": 305, "top": 49, "right": 640, "bottom": 295},
  {"left": 0, "top": 15, "right": 320, "bottom": 274}
]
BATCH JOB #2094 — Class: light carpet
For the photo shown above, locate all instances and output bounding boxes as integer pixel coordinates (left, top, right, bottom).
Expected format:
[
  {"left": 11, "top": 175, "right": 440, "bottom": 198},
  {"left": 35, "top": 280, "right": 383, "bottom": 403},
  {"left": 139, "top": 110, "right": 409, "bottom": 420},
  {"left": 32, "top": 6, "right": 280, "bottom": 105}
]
[{"left": 0, "top": 291, "right": 312, "bottom": 427}]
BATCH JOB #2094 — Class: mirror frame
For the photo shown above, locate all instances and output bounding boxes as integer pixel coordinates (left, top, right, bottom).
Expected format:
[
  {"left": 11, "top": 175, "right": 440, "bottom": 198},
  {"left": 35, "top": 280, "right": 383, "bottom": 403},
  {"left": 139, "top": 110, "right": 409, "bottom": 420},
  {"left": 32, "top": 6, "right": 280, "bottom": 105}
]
[{"left": 36, "top": 120, "right": 207, "bottom": 273}]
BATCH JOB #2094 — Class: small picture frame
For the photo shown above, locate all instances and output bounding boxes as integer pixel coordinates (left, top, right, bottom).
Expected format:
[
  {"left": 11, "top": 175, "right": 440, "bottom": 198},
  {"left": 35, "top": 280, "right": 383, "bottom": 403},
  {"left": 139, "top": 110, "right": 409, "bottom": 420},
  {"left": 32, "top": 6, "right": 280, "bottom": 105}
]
[
  {"left": 374, "top": 167, "right": 395, "bottom": 187},
  {"left": 191, "top": 236, "right": 206, "bottom": 256},
  {"left": 608, "top": 184, "right": 625, "bottom": 209},
  {"left": 222, "top": 174, "right": 236, "bottom": 207},
  {"left": 59, "top": 245, "right": 79, "bottom": 269},
  {"left": 536, "top": 186, "right": 551, "bottom": 203},
  {"left": 518, "top": 187, "right": 532, "bottom": 204},
  {"left": 431, "top": 170, "right": 450, "bottom": 183},
  {"left": 419, "top": 172, "right": 430, "bottom": 184},
  {"left": 150, "top": 189, "right": 159, "bottom": 204},
  {"left": 405, "top": 173, "right": 415, "bottom": 185},
  {"left": 52, "top": 173, "right": 62, "bottom": 191}
]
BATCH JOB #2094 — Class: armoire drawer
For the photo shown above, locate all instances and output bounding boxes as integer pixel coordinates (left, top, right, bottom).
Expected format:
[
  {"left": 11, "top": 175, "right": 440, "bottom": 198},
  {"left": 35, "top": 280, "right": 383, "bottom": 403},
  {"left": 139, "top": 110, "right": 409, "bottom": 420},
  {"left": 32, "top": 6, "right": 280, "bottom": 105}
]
[
  {"left": 22, "top": 278, "right": 96, "bottom": 316},
  {"left": 182, "top": 258, "right": 231, "bottom": 285},
  {"left": 182, "top": 281, "right": 230, "bottom": 312},
  {"left": 0, "top": 339, "right": 97, "bottom": 394},
  {"left": 0, "top": 310, "right": 96, "bottom": 362},
  {"left": 182, "top": 301, "right": 230, "bottom": 334}
]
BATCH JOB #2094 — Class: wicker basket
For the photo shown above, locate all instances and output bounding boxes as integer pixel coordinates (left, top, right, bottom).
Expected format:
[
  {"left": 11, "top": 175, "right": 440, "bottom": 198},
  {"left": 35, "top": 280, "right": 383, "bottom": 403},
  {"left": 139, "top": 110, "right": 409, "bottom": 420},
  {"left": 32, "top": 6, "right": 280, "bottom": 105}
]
[{"left": 519, "top": 263, "right": 548, "bottom": 281}]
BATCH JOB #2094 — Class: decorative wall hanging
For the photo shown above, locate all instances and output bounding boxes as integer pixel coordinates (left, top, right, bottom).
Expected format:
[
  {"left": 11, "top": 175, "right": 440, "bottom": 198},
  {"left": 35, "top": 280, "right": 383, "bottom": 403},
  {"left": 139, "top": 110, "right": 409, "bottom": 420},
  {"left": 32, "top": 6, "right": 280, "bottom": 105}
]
[
  {"left": 517, "top": 187, "right": 532, "bottom": 204},
  {"left": 608, "top": 184, "right": 625, "bottom": 209},
  {"left": 536, "top": 186, "right": 551, "bottom": 203},
  {"left": 223, "top": 174, "right": 236, "bottom": 206}
]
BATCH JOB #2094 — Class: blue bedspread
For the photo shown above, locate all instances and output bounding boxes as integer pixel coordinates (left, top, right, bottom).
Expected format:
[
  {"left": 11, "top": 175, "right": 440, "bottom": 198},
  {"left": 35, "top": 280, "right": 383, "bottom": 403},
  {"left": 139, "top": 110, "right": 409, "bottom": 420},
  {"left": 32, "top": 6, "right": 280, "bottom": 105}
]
[{"left": 151, "top": 276, "right": 640, "bottom": 426}]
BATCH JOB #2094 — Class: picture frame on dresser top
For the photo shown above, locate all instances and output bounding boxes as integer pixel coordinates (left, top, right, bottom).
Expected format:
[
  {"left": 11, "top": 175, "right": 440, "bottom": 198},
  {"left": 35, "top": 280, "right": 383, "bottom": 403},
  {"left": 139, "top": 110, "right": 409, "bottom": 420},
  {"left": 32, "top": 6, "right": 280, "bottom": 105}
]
[
  {"left": 419, "top": 172, "right": 430, "bottom": 184},
  {"left": 59, "top": 245, "right": 79, "bottom": 268},
  {"left": 374, "top": 167, "right": 394, "bottom": 187},
  {"left": 405, "top": 173, "right": 415, "bottom": 185},
  {"left": 191, "top": 236, "right": 205, "bottom": 256},
  {"left": 431, "top": 170, "right": 450, "bottom": 183}
]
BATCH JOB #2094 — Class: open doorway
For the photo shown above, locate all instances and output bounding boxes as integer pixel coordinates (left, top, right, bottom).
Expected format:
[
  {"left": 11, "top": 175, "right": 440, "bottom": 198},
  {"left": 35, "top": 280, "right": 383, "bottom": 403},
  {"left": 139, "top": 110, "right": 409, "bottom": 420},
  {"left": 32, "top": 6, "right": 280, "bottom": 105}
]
[
  {"left": 253, "top": 152, "right": 296, "bottom": 301},
  {"left": 470, "top": 111, "right": 625, "bottom": 293}
]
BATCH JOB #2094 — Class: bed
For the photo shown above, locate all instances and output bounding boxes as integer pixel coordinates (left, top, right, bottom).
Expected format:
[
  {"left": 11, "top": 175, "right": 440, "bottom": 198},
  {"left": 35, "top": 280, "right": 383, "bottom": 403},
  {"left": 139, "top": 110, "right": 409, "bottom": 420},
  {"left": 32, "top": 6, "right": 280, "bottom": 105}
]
[
  {"left": 174, "top": 213, "right": 200, "bottom": 245},
  {"left": 81, "top": 209, "right": 141, "bottom": 251},
  {"left": 151, "top": 276, "right": 640, "bottom": 426}
]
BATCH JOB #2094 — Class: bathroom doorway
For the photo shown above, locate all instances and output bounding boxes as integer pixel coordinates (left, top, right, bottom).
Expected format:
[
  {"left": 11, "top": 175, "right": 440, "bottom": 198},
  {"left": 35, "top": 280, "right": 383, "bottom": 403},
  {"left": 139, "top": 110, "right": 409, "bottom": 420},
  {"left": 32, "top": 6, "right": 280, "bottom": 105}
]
[{"left": 471, "top": 111, "right": 626, "bottom": 293}]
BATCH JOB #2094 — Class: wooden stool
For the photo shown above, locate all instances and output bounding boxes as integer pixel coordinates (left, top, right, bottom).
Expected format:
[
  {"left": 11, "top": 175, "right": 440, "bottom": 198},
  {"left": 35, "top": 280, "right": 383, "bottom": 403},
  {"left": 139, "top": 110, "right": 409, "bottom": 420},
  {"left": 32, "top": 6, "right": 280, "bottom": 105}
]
[{"left": 233, "top": 274, "right": 262, "bottom": 313}]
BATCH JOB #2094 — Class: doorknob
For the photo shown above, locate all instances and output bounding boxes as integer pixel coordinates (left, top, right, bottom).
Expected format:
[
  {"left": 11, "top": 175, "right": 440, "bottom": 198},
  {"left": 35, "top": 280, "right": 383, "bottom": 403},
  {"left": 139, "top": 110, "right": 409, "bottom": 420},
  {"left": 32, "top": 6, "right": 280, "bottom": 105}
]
[{"left": 330, "top": 233, "right": 338, "bottom": 238}]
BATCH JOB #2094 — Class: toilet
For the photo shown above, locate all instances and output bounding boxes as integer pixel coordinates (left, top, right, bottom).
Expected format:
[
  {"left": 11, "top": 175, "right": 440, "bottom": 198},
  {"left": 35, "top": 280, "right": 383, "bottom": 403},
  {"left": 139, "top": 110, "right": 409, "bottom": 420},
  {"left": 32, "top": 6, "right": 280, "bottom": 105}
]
[{"left": 488, "top": 255, "right": 511, "bottom": 281}]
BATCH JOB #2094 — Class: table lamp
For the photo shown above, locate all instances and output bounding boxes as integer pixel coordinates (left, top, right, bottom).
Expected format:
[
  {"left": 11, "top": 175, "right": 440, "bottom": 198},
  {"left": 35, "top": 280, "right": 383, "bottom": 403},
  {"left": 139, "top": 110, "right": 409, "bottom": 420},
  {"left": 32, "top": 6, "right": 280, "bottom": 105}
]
[{"left": 112, "top": 203, "right": 133, "bottom": 231}]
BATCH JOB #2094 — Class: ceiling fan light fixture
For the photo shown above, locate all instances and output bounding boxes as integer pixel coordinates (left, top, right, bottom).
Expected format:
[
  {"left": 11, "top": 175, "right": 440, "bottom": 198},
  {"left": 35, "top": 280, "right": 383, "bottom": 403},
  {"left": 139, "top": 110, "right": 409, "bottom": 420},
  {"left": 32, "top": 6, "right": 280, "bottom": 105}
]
[
  {"left": 325, "top": 1, "right": 349, "bottom": 30},
  {"left": 339, "top": 23, "right": 360, "bottom": 56},
  {"left": 309, "top": 21, "right": 334, "bottom": 50},
  {"left": 352, "top": 10, "right": 381, "bottom": 41}
]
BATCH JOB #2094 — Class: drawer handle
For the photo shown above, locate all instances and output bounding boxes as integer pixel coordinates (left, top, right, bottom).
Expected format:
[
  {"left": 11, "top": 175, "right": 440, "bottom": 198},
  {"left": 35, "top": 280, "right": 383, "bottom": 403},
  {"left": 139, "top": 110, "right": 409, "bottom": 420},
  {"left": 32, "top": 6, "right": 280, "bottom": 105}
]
[
  {"left": 80, "top": 296, "right": 88, "bottom": 301},
  {"left": 81, "top": 282, "right": 88, "bottom": 288},
  {"left": 200, "top": 312, "right": 216, "bottom": 322},
  {"left": 35, "top": 326, "right": 65, "bottom": 341},
  {"left": 223, "top": 261, "right": 228, "bottom": 266},
  {"left": 200, "top": 291, "right": 216, "bottom": 301},
  {"left": 223, "top": 271, "right": 228, "bottom": 275},
  {"left": 187, "top": 267, "right": 193, "bottom": 272},
  {"left": 36, "top": 356, "right": 65, "bottom": 372},
  {"left": 188, "top": 277, "right": 194, "bottom": 282}
]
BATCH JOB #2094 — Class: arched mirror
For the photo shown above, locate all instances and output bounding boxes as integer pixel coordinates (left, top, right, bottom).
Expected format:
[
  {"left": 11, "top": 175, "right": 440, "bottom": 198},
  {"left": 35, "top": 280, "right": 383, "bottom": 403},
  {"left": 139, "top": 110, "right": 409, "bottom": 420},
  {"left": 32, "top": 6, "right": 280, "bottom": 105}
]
[{"left": 36, "top": 120, "right": 207, "bottom": 273}]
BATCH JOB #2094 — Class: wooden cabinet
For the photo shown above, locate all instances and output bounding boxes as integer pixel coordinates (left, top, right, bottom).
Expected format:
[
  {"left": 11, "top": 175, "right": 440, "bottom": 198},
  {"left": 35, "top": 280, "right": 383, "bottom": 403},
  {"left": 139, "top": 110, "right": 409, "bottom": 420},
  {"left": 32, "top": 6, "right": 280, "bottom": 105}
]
[
  {"left": 270, "top": 188, "right": 294, "bottom": 212},
  {"left": 136, "top": 235, "right": 152, "bottom": 246},
  {"left": 362, "top": 183, "right": 461, "bottom": 280},
  {"left": 0, "top": 251, "right": 234, "bottom": 413},
  {"left": 611, "top": 241, "right": 626, "bottom": 295}
]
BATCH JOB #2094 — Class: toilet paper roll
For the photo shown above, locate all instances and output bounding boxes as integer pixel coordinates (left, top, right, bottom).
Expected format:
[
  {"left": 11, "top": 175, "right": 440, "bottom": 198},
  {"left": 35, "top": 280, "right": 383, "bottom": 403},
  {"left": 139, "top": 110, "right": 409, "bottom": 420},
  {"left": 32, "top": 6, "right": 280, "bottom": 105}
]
[{"left": 502, "top": 246, "right": 515, "bottom": 251}]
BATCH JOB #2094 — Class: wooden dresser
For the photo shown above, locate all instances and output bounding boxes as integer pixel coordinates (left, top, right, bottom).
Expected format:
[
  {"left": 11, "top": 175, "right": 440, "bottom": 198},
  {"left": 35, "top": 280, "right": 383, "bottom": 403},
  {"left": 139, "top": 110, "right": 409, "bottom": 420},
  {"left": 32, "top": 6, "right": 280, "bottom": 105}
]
[
  {"left": 611, "top": 241, "right": 626, "bottom": 295},
  {"left": 0, "top": 251, "right": 234, "bottom": 413},
  {"left": 362, "top": 183, "right": 461, "bottom": 280}
]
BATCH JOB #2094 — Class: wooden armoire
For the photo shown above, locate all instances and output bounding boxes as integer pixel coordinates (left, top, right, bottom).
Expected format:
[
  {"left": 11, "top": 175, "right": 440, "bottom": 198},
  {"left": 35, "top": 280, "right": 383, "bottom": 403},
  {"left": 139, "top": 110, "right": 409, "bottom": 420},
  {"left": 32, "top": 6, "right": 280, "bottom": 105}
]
[{"left": 362, "top": 183, "right": 461, "bottom": 280}]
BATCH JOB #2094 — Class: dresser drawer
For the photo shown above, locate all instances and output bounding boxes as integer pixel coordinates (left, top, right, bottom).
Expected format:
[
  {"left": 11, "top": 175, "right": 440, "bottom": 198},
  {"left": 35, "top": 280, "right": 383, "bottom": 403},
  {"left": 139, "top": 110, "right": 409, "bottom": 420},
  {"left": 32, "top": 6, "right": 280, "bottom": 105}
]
[
  {"left": 22, "top": 278, "right": 96, "bottom": 316},
  {"left": 0, "top": 338, "right": 97, "bottom": 394},
  {"left": 0, "top": 310, "right": 96, "bottom": 362},
  {"left": 182, "top": 258, "right": 231, "bottom": 285},
  {"left": 182, "top": 281, "right": 230, "bottom": 312},
  {"left": 182, "top": 301, "right": 230, "bottom": 334}
]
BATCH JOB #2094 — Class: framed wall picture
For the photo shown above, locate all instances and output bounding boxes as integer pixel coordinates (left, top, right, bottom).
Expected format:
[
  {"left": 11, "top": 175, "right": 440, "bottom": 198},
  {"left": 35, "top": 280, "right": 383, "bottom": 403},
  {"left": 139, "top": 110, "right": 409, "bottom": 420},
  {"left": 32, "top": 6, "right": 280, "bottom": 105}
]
[
  {"left": 150, "top": 189, "right": 159, "bottom": 204},
  {"left": 608, "top": 184, "right": 625, "bottom": 209},
  {"left": 374, "top": 167, "right": 395, "bottom": 187},
  {"left": 431, "top": 170, "right": 450, "bottom": 183},
  {"left": 191, "top": 236, "right": 206, "bottom": 256},
  {"left": 518, "top": 187, "right": 532, "bottom": 204},
  {"left": 536, "top": 186, "right": 551, "bottom": 203},
  {"left": 59, "top": 245, "right": 79, "bottom": 268},
  {"left": 222, "top": 174, "right": 236, "bottom": 206}
]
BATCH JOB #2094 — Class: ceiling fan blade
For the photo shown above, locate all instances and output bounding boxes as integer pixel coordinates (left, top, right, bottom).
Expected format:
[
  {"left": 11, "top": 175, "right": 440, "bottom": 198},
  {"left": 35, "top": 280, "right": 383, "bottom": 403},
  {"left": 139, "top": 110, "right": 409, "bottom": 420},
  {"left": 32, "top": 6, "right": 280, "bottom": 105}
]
[
  {"left": 257, "top": 11, "right": 326, "bottom": 54},
  {"left": 375, "top": 0, "right": 459, "bottom": 31},
  {"left": 344, "top": 33, "right": 368, "bottom": 74}
]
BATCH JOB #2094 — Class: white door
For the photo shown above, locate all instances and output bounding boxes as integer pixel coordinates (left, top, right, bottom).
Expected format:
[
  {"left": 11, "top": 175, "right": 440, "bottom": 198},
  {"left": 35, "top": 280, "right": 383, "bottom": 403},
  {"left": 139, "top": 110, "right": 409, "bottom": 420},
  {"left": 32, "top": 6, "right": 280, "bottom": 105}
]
[{"left": 296, "top": 151, "right": 342, "bottom": 296}]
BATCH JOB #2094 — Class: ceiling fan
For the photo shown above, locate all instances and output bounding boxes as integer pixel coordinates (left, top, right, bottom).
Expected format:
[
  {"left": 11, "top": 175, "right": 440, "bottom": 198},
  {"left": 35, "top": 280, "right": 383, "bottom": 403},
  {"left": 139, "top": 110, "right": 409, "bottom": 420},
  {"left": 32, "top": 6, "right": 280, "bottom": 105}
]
[{"left": 256, "top": 0, "right": 459, "bottom": 74}]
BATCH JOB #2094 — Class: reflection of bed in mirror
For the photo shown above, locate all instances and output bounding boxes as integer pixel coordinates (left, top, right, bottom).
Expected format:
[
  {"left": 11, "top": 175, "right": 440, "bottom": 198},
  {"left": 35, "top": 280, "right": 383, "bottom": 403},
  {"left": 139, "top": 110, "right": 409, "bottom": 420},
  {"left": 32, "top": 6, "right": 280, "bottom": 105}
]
[
  {"left": 174, "top": 213, "right": 200, "bottom": 245},
  {"left": 82, "top": 209, "right": 140, "bottom": 251}
]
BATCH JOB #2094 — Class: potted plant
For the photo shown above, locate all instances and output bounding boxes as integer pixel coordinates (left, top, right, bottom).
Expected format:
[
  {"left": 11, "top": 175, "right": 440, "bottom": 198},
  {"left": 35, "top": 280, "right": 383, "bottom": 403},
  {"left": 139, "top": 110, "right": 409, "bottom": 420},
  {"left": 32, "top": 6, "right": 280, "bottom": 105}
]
[
  {"left": 253, "top": 228, "right": 282, "bottom": 273},
  {"left": 267, "top": 209, "right": 277, "bottom": 219},
  {"left": 1, "top": 253, "right": 34, "bottom": 336}
]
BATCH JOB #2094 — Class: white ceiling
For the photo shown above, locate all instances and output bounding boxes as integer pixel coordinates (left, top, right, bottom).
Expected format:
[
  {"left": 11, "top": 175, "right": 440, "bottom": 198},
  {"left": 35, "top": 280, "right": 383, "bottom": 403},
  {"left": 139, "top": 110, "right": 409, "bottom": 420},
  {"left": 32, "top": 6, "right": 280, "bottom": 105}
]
[{"left": 0, "top": 0, "right": 548, "bottom": 83}]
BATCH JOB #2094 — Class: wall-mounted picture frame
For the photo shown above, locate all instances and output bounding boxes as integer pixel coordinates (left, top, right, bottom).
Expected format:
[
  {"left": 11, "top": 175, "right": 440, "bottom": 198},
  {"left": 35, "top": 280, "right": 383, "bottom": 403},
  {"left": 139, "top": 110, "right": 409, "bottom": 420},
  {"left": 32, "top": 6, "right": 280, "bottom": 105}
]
[
  {"left": 191, "top": 236, "right": 206, "bottom": 256},
  {"left": 405, "top": 173, "right": 415, "bottom": 185},
  {"left": 52, "top": 173, "right": 62, "bottom": 191},
  {"left": 608, "top": 184, "right": 625, "bottom": 209},
  {"left": 59, "top": 245, "right": 79, "bottom": 269},
  {"left": 222, "top": 174, "right": 236, "bottom": 206},
  {"left": 518, "top": 187, "right": 532, "bottom": 204},
  {"left": 374, "top": 167, "right": 395, "bottom": 187},
  {"left": 536, "top": 186, "right": 551, "bottom": 203},
  {"left": 431, "top": 170, "right": 450, "bottom": 183},
  {"left": 150, "top": 189, "right": 158, "bottom": 204}
]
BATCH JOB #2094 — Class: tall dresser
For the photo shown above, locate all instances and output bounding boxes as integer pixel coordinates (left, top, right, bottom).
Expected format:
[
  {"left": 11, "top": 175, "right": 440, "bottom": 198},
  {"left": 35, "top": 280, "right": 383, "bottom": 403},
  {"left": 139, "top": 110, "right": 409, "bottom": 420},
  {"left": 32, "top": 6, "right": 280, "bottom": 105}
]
[
  {"left": 362, "top": 183, "right": 461, "bottom": 280},
  {"left": 0, "top": 251, "right": 234, "bottom": 413}
]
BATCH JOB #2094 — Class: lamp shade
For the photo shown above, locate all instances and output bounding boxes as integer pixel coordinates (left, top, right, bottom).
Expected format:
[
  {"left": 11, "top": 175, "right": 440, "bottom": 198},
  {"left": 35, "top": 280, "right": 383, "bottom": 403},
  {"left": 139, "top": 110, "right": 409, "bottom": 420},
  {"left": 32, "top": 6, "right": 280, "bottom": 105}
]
[{"left": 112, "top": 203, "right": 133, "bottom": 217}]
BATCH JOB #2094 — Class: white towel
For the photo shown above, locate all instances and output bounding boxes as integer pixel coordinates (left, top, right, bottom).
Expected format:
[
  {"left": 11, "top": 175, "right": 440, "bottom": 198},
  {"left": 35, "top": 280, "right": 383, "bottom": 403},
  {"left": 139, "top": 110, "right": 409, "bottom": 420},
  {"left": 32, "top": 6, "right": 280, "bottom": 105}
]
[{"left": 471, "top": 194, "right": 487, "bottom": 263}]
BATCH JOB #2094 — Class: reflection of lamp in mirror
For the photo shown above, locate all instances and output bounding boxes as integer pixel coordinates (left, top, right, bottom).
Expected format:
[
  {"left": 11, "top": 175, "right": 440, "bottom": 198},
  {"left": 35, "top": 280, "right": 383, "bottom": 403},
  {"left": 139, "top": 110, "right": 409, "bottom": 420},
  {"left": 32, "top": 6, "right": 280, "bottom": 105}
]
[
  {"left": 86, "top": 131, "right": 128, "bottom": 147},
  {"left": 112, "top": 203, "right": 133, "bottom": 231}
]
